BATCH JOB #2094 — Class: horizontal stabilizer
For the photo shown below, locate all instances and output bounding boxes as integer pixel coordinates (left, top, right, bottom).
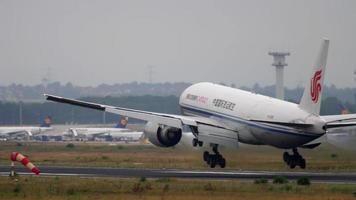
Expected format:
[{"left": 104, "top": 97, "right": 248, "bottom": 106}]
[
  {"left": 300, "top": 142, "right": 322, "bottom": 149},
  {"left": 322, "top": 114, "right": 356, "bottom": 123},
  {"left": 322, "top": 114, "right": 356, "bottom": 129},
  {"left": 326, "top": 122, "right": 356, "bottom": 129}
]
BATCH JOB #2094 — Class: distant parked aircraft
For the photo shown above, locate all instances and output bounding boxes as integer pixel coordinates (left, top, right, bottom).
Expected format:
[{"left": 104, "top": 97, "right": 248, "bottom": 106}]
[
  {"left": 0, "top": 116, "right": 53, "bottom": 138},
  {"left": 66, "top": 117, "right": 143, "bottom": 142}
]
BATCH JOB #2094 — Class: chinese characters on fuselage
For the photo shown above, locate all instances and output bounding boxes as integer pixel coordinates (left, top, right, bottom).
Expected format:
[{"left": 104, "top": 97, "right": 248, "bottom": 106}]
[{"left": 212, "top": 99, "right": 235, "bottom": 111}]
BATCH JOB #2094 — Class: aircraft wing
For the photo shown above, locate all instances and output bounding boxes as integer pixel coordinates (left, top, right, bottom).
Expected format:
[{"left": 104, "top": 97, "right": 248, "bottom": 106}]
[
  {"left": 69, "top": 128, "right": 109, "bottom": 137},
  {"left": 0, "top": 129, "right": 35, "bottom": 136},
  {"left": 45, "top": 94, "right": 234, "bottom": 131},
  {"left": 85, "top": 131, "right": 109, "bottom": 137},
  {"left": 0, "top": 130, "right": 26, "bottom": 136},
  {"left": 322, "top": 114, "right": 356, "bottom": 123}
]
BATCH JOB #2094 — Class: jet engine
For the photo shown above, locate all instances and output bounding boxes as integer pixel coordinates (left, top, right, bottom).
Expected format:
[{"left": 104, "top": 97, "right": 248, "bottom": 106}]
[{"left": 144, "top": 122, "right": 182, "bottom": 147}]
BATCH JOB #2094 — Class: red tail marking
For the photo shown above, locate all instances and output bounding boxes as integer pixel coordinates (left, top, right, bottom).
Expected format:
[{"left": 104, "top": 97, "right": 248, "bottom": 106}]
[{"left": 310, "top": 69, "right": 322, "bottom": 103}]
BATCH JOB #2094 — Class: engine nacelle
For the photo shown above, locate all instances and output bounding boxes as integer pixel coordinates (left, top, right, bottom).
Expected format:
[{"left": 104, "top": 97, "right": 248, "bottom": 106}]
[{"left": 144, "top": 122, "right": 182, "bottom": 147}]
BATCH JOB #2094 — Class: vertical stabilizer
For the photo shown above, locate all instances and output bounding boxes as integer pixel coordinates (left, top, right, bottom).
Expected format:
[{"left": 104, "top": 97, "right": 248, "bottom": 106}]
[
  {"left": 115, "top": 116, "right": 128, "bottom": 128},
  {"left": 40, "top": 116, "right": 52, "bottom": 127},
  {"left": 299, "top": 39, "right": 329, "bottom": 115}
]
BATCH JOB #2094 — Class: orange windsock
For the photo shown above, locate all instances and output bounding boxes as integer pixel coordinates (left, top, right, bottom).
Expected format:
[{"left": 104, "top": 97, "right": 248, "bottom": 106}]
[{"left": 10, "top": 152, "right": 40, "bottom": 175}]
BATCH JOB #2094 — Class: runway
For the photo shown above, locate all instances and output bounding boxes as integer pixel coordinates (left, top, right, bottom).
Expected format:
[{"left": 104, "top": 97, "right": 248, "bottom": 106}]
[{"left": 1, "top": 165, "right": 356, "bottom": 183}]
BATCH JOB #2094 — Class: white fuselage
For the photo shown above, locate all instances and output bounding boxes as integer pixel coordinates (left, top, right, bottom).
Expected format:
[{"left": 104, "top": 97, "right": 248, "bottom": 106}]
[
  {"left": 179, "top": 82, "right": 326, "bottom": 149},
  {"left": 68, "top": 127, "right": 128, "bottom": 135},
  {"left": 0, "top": 126, "right": 52, "bottom": 137},
  {"left": 66, "top": 127, "right": 143, "bottom": 141}
]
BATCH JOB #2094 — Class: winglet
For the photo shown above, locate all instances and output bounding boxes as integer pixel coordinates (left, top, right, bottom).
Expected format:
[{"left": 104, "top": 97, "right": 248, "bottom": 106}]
[
  {"left": 45, "top": 94, "right": 105, "bottom": 111},
  {"left": 299, "top": 39, "right": 329, "bottom": 115}
]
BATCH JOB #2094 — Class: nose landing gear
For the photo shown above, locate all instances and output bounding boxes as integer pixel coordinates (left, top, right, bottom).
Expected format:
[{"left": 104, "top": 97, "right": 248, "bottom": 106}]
[
  {"left": 192, "top": 138, "right": 203, "bottom": 147},
  {"left": 283, "top": 148, "right": 306, "bottom": 169},
  {"left": 203, "top": 144, "right": 226, "bottom": 168}
]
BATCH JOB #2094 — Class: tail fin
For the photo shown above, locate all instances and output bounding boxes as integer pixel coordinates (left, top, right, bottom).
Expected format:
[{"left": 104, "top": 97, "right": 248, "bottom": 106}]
[
  {"left": 40, "top": 116, "right": 52, "bottom": 127},
  {"left": 299, "top": 39, "right": 329, "bottom": 115},
  {"left": 115, "top": 116, "right": 128, "bottom": 128}
]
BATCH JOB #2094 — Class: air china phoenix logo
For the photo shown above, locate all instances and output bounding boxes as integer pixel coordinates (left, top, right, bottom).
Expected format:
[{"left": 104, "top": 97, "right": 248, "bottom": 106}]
[{"left": 310, "top": 69, "right": 322, "bottom": 103}]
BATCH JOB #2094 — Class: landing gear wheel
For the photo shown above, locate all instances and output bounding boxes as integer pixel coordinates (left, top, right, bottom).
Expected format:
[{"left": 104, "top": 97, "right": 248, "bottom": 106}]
[
  {"left": 283, "top": 152, "right": 289, "bottom": 162},
  {"left": 289, "top": 161, "right": 296, "bottom": 169},
  {"left": 210, "top": 155, "right": 216, "bottom": 168},
  {"left": 219, "top": 158, "right": 226, "bottom": 168},
  {"left": 198, "top": 141, "right": 203, "bottom": 147},
  {"left": 300, "top": 159, "right": 306, "bottom": 169},
  {"left": 207, "top": 156, "right": 211, "bottom": 165},
  {"left": 203, "top": 151, "right": 209, "bottom": 162},
  {"left": 192, "top": 139, "right": 198, "bottom": 147}
]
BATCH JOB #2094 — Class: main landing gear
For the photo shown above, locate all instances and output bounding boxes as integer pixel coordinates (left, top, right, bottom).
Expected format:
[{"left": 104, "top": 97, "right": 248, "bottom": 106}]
[
  {"left": 192, "top": 138, "right": 226, "bottom": 168},
  {"left": 203, "top": 144, "right": 226, "bottom": 168},
  {"left": 283, "top": 148, "right": 306, "bottom": 169}
]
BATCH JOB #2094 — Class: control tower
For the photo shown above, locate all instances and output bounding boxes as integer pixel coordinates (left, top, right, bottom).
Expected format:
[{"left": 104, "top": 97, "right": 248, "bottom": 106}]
[{"left": 268, "top": 51, "right": 290, "bottom": 100}]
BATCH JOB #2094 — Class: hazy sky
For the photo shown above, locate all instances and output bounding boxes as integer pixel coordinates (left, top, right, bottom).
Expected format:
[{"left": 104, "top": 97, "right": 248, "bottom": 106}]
[{"left": 1, "top": 0, "right": 356, "bottom": 87}]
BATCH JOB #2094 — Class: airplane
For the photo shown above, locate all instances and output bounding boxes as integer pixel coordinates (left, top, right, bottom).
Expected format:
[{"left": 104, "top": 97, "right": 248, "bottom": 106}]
[
  {"left": 66, "top": 116, "right": 128, "bottom": 138},
  {"left": 0, "top": 116, "right": 53, "bottom": 139},
  {"left": 65, "top": 117, "right": 143, "bottom": 142},
  {"left": 45, "top": 39, "right": 356, "bottom": 169}
]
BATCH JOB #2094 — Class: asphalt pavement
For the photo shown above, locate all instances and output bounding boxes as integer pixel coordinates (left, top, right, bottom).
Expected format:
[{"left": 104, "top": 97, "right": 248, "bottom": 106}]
[{"left": 1, "top": 165, "right": 356, "bottom": 183}]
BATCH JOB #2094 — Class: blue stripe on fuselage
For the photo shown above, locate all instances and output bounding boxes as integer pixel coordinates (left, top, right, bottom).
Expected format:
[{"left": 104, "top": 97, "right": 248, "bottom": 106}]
[{"left": 180, "top": 103, "right": 322, "bottom": 139}]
